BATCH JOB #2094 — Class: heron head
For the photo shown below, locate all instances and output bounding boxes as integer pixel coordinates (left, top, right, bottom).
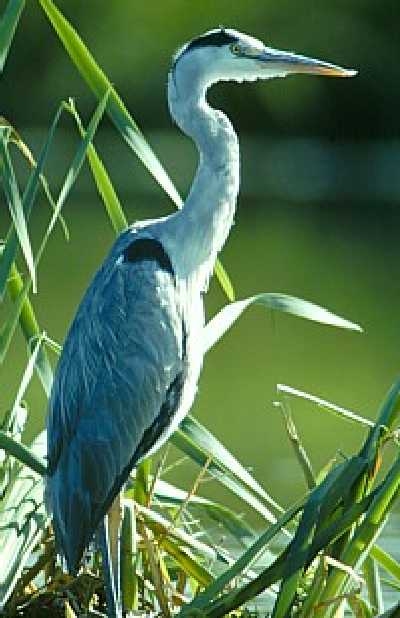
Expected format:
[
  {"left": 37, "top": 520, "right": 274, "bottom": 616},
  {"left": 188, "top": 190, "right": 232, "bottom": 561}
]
[{"left": 171, "top": 27, "right": 356, "bottom": 91}]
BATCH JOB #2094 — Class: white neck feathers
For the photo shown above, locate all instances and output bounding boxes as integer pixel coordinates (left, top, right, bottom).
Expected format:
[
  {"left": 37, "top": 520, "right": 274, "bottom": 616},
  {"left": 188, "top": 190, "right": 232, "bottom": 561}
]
[{"left": 162, "top": 67, "right": 240, "bottom": 290}]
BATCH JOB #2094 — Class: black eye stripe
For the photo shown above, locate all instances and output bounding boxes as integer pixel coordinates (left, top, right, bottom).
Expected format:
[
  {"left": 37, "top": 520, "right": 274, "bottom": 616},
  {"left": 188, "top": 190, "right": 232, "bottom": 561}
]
[
  {"left": 172, "top": 29, "right": 240, "bottom": 71},
  {"left": 185, "top": 30, "right": 238, "bottom": 53}
]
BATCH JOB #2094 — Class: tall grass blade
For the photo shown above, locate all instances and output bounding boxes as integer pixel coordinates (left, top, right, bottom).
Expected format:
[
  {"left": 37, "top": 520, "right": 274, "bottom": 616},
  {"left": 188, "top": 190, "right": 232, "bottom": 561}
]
[
  {"left": 135, "top": 502, "right": 216, "bottom": 562},
  {"left": 37, "top": 0, "right": 180, "bottom": 205},
  {"left": 0, "top": 90, "right": 110, "bottom": 363},
  {"left": 0, "top": 104, "right": 65, "bottom": 300},
  {"left": 347, "top": 597, "right": 374, "bottom": 618},
  {"left": 296, "top": 556, "right": 326, "bottom": 618},
  {"left": 65, "top": 99, "right": 128, "bottom": 234},
  {"left": 275, "top": 399, "right": 316, "bottom": 490},
  {"left": 5, "top": 115, "right": 69, "bottom": 239},
  {"left": 377, "top": 603, "right": 400, "bottom": 618},
  {"left": 42, "top": 90, "right": 111, "bottom": 255},
  {"left": 272, "top": 493, "right": 328, "bottom": 616},
  {"left": 160, "top": 536, "right": 214, "bottom": 587},
  {"left": 0, "top": 431, "right": 46, "bottom": 476},
  {"left": 204, "top": 293, "right": 362, "bottom": 353},
  {"left": 0, "top": 404, "right": 27, "bottom": 497},
  {"left": 134, "top": 458, "right": 151, "bottom": 507},
  {"left": 185, "top": 497, "right": 304, "bottom": 612},
  {"left": 120, "top": 500, "right": 138, "bottom": 612},
  {"left": 315, "top": 455, "right": 367, "bottom": 530},
  {"left": 0, "top": 432, "right": 47, "bottom": 609},
  {"left": 0, "top": 0, "right": 25, "bottom": 72},
  {"left": 138, "top": 521, "right": 171, "bottom": 617},
  {"left": 202, "top": 549, "right": 289, "bottom": 617},
  {"left": 37, "top": 0, "right": 234, "bottom": 300},
  {"left": 203, "top": 490, "right": 376, "bottom": 617},
  {"left": 6, "top": 262, "right": 53, "bottom": 396},
  {"left": 360, "top": 377, "right": 400, "bottom": 463},
  {"left": 0, "top": 127, "right": 36, "bottom": 292},
  {"left": 64, "top": 601, "right": 78, "bottom": 618},
  {"left": 381, "top": 579, "right": 400, "bottom": 593},
  {"left": 10, "top": 334, "right": 44, "bottom": 419},
  {"left": 153, "top": 477, "right": 255, "bottom": 544},
  {"left": 370, "top": 544, "right": 400, "bottom": 582},
  {"left": 173, "top": 415, "right": 281, "bottom": 522},
  {"left": 214, "top": 260, "right": 235, "bottom": 302},
  {"left": 181, "top": 415, "right": 281, "bottom": 512},
  {"left": 277, "top": 383, "right": 374, "bottom": 428},
  {"left": 363, "top": 556, "right": 384, "bottom": 614},
  {"left": 318, "top": 457, "right": 400, "bottom": 616}
]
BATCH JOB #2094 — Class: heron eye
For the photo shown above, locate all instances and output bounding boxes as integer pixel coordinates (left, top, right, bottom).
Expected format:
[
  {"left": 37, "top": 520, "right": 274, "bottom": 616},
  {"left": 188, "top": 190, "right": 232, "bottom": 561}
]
[{"left": 230, "top": 43, "right": 241, "bottom": 56}]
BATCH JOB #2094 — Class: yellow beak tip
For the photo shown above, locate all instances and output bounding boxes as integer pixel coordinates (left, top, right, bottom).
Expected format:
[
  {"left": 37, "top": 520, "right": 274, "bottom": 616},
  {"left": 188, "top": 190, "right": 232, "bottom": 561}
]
[{"left": 318, "top": 66, "right": 358, "bottom": 78}]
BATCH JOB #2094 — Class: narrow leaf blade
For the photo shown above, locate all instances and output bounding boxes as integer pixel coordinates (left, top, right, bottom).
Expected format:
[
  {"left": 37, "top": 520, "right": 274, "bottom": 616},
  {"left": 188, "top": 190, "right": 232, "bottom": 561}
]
[
  {"left": 65, "top": 99, "right": 128, "bottom": 234},
  {"left": 214, "top": 260, "right": 235, "bottom": 302},
  {"left": 0, "top": 130, "right": 36, "bottom": 291},
  {"left": 37, "top": 0, "right": 234, "bottom": 300},
  {"left": 38, "top": 0, "right": 180, "bottom": 206},
  {"left": 277, "top": 384, "right": 374, "bottom": 428},
  {"left": 204, "top": 293, "right": 362, "bottom": 353},
  {"left": 0, "top": 0, "right": 25, "bottom": 72},
  {"left": 171, "top": 416, "right": 281, "bottom": 524},
  {"left": 4, "top": 262, "right": 54, "bottom": 396},
  {"left": 0, "top": 432, "right": 47, "bottom": 609},
  {"left": 0, "top": 91, "right": 110, "bottom": 363},
  {"left": 11, "top": 334, "right": 44, "bottom": 419},
  {"left": 182, "top": 415, "right": 281, "bottom": 512},
  {"left": 371, "top": 544, "right": 400, "bottom": 583},
  {"left": 0, "top": 104, "right": 65, "bottom": 299}
]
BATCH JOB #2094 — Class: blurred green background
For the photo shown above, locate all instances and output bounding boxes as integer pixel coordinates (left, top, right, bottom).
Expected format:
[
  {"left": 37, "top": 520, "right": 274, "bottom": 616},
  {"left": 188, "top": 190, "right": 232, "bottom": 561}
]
[{"left": 1, "top": 1, "right": 400, "bottom": 512}]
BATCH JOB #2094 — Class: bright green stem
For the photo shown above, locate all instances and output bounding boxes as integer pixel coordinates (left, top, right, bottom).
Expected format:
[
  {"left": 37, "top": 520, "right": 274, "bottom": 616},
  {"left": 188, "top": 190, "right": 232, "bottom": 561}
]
[
  {"left": 0, "top": 102, "right": 65, "bottom": 300},
  {"left": 186, "top": 497, "right": 303, "bottom": 612},
  {"left": 0, "top": 0, "right": 26, "bottom": 72},
  {"left": 65, "top": 100, "right": 128, "bottom": 235},
  {"left": 0, "top": 430, "right": 47, "bottom": 475},
  {"left": 134, "top": 458, "right": 152, "bottom": 506},
  {"left": 205, "top": 549, "right": 289, "bottom": 618},
  {"left": 363, "top": 556, "right": 384, "bottom": 614},
  {"left": 37, "top": 0, "right": 235, "bottom": 302},
  {"left": 297, "top": 557, "right": 326, "bottom": 618},
  {"left": 370, "top": 544, "right": 400, "bottom": 582},
  {"left": 120, "top": 500, "right": 138, "bottom": 612},
  {"left": 6, "top": 263, "right": 53, "bottom": 396},
  {"left": 360, "top": 377, "right": 400, "bottom": 463},
  {"left": 201, "top": 489, "right": 374, "bottom": 618}
]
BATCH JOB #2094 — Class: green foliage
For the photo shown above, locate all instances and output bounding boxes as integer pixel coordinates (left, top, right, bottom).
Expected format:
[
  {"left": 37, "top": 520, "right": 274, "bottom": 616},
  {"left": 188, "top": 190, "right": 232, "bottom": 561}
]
[
  {"left": 37, "top": 0, "right": 235, "bottom": 302},
  {"left": 0, "top": 0, "right": 25, "bottom": 72},
  {"left": 0, "top": 2, "right": 399, "bottom": 617},
  {"left": 0, "top": 126, "right": 36, "bottom": 292}
]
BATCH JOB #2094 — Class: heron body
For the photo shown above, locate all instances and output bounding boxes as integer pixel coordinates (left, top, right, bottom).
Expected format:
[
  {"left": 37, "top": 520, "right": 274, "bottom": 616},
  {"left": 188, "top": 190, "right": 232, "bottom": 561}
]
[{"left": 46, "top": 26, "right": 355, "bottom": 613}]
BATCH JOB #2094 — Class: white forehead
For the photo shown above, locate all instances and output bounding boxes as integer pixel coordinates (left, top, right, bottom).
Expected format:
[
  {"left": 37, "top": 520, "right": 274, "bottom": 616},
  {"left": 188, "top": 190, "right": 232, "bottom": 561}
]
[{"left": 224, "top": 28, "right": 265, "bottom": 50}]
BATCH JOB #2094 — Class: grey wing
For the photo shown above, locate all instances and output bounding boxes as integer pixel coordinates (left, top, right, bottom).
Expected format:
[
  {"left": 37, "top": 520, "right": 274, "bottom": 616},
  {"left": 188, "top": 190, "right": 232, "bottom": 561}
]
[{"left": 46, "top": 235, "right": 185, "bottom": 572}]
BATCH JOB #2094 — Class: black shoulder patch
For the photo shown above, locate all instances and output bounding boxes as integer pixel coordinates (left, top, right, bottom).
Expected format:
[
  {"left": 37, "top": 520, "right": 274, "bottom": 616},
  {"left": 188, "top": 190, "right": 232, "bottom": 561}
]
[{"left": 123, "top": 238, "right": 174, "bottom": 276}]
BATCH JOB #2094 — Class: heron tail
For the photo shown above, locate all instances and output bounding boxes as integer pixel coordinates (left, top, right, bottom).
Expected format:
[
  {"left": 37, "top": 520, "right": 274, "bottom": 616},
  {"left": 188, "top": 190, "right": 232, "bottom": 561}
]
[{"left": 99, "top": 512, "right": 122, "bottom": 618}]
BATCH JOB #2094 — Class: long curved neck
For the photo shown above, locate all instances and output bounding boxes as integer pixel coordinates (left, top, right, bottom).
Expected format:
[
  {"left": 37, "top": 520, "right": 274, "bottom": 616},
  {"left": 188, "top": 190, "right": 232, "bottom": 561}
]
[{"left": 164, "top": 73, "right": 239, "bottom": 289}]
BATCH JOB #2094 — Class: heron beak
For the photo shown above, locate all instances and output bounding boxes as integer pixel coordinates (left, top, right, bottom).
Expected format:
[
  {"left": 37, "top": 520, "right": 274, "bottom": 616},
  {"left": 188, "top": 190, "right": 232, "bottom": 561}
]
[{"left": 255, "top": 47, "right": 357, "bottom": 78}]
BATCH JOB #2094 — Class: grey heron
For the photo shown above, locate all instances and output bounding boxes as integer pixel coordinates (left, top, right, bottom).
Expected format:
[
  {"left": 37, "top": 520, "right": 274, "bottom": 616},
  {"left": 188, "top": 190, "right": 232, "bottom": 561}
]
[{"left": 46, "top": 27, "right": 355, "bottom": 616}]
